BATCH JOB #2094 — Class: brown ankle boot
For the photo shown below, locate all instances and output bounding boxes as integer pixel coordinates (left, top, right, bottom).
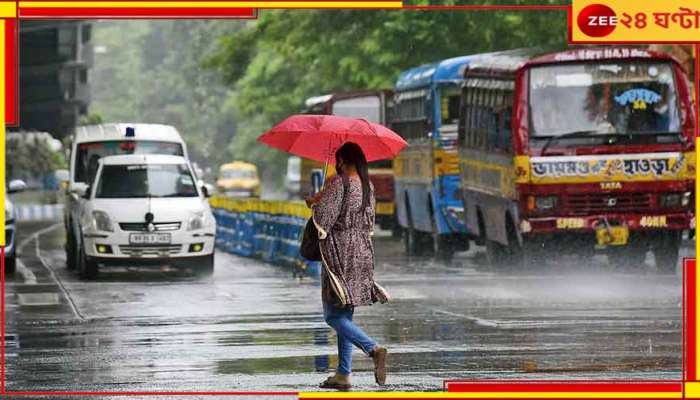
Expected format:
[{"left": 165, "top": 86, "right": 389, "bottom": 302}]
[{"left": 371, "top": 346, "right": 387, "bottom": 385}]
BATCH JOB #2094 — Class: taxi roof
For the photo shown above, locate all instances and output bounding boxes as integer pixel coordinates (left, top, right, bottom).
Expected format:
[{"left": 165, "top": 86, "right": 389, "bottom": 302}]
[{"left": 219, "top": 161, "right": 257, "bottom": 171}]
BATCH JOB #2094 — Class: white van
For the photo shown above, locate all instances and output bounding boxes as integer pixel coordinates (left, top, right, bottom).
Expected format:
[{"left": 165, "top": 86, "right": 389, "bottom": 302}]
[
  {"left": 64, "top": 123, "right": 190, "bottom": 271},
  {"left": 75, "top": 154, "right": 215, "bottom": 279}
]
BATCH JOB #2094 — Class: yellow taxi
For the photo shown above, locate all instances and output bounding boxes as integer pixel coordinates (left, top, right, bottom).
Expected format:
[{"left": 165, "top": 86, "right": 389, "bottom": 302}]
[{"left": 216, "top": 161, "right": 261, "bottom": 198}]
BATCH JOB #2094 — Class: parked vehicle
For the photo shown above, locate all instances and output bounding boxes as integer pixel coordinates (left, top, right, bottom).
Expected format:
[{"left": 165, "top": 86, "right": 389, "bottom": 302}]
[
  {"left": 75, "top": 154, "right": 216, "bottom": 279},
  {"left": 216, "top": 161, "right": 261, "bottom": 198},
  {"left": 302, "top": 91, "right": 397, "bottom": 231},
  {"left": 5, "top": 179, "right": 27, "bottom": 274},
  {"left": 285, "top": 156, "right": 301, "bottom": 199},
  {"left": 457, "top": 47, "right": 696, "bottom": 272},
  {"left": 65, "top": 123, "right": 189, "bottom": 271},
  {"left": 391, "top": 56, "right": 475, "bottom": 259}
]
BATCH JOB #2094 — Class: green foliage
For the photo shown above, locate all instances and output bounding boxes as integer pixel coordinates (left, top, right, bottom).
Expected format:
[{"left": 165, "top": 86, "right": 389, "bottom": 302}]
[
  {"left": 90, "top": 20, "right": 245, "bottom": 174},
  {"left": 207, "top": 7, "right": 569, "bottom": 181}
]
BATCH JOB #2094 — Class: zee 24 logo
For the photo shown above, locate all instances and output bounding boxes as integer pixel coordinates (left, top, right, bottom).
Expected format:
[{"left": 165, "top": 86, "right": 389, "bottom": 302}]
[{"left": 577, "top": 3, "right": 700, "bottom": 38}]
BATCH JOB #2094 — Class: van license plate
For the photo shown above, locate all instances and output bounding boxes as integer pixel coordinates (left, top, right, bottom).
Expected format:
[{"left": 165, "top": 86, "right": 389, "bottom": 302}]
[{"left": 129, "top": 233, "right": 171, "bottom": 244}]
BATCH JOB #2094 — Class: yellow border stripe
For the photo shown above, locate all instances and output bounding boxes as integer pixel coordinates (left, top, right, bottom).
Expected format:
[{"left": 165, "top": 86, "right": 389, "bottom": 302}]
[
  {"left": 300, "top": 392, "right": 681, "bottom": 399},
  {"left": 686, "top": 382, "right": 700, "bottom": 398},
  {"left": 0, "top": 2, "right": 15, "bottom": 17},
  {"left": 20, "top": 1, "right": 402, "bottom": 8}
]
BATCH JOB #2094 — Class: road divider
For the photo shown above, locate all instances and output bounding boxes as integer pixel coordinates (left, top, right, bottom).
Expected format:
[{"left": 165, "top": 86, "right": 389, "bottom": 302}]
[
  {"left": 15, "top": 203, "right": 63, "bottom": 222},
  {"left": 209, "top": 197, "right": 321, "bottom": 278}
]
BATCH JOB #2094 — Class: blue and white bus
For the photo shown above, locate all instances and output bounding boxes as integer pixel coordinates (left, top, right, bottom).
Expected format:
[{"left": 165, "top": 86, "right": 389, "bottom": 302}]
[{"left": 391, "top": 56, "right": 476, "bottom": 259}]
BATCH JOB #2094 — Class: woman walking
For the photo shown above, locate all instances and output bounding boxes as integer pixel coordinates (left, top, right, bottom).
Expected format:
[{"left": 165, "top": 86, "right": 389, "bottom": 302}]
[{"left": 306, "top": 142, "right": 388, "bottom": 390}]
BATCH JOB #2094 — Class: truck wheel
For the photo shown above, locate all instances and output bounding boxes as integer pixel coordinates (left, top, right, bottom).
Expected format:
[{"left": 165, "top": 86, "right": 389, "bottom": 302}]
[
  {"left": 78, "top": 244, "right": 98, "bottom": 280},
  {"left": 5, "top": 253, "right": 16, "bottom": 274},
  {"left": 66, "top": 233, "right": 77, "bottom": 270},
  {"left": 608, "top": 240, "right": 647, "bottom": 269},
  {"left": 653, "top": 231, "right": 681, "bottom": 274}
]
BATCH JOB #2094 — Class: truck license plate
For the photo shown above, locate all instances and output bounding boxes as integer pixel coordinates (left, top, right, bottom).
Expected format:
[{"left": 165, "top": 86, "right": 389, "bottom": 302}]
[
  {"left": 595, "top": 226, "right": 629, "bottom": 246},
  {"left": 129, "top": 233, "right": 171, "bottom": 245}
]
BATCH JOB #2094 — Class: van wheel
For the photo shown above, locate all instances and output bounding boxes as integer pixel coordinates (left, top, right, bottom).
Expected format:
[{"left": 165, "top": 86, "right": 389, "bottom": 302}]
[
  {"left": 66, "top": 232, "right": 77, "bottom": 270},
  {"left": 78, "top": 243, "right": 98, "bottom": 280},
  {"left": 199, "top": 254, "right": 215, "bottom": 276},
  {"left": 653, "top": 231, "right": 680, "bottom": 274},
  {"left": 5, "top": 253, "right": 16, "bottom": 274}
]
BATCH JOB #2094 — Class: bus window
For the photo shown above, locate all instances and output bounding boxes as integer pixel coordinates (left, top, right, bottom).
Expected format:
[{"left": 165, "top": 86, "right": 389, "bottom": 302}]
[
  {"left": 332, "top": 96, "right": 382, "bottom": 123},
  {"left": 487, "top": 89, "right": 499, "bottom": 151},
  {"left": 392, "top": 90, "right": 429, "bottom": 140},
  {"left": 441, "top": 87, "right": 461, "bottom": 125}
]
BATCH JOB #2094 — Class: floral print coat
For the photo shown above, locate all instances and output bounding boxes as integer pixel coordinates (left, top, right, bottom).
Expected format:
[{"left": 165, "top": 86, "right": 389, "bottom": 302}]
[{"left": 312, "top": 174, "right": 377, "bottom": 307}]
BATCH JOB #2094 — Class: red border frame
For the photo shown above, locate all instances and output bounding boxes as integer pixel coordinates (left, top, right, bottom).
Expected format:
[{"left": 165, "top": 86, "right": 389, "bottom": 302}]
[{"left": 2, "top": 3, "right": 698, "bottom": 398}]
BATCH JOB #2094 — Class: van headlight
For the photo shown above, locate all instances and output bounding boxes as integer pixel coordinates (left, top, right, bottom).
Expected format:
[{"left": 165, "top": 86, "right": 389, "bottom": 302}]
[
  {"left": 5, "top": 208, "right": 13, "bottom": 224},
  {"left": 92, "top": 210, "right": 114, "bottom": 232},
  {"left": 187, "top": 211, "right": 213, "bottom": 231}
]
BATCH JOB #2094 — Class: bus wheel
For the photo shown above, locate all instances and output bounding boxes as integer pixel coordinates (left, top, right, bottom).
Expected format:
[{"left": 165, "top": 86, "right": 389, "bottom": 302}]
[
  {"left": 485, "top": 240, "right": 506, "bottom": 267},
  {"left": 432, "top": 234, "right": 454, "bottom": 261},
  {"left": 404, "top": 226, "right": 421, "bottom": 256},
  {"left": 652, "top": 231, "right": 681, "bottom": 274}
]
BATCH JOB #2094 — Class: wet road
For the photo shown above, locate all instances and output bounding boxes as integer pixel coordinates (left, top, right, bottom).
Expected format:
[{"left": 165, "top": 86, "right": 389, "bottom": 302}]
[{"left": 5, "top": 221, "right": 687, "bottom": 394}]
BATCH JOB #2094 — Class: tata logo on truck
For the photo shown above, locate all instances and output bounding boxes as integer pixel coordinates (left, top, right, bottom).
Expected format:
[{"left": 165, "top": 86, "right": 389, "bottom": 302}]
[{"left": 601, "top": 182, "right": 622, "bottom": 190}]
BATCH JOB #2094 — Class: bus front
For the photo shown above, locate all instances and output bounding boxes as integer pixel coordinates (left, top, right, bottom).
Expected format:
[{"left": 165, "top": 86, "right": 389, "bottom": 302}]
[{"left": 517, "top": 53, "right": 695, "bottom": 272}]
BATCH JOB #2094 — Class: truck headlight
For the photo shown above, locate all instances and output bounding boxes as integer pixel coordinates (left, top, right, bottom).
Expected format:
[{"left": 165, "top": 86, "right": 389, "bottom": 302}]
[
  {"left": 659, "top": 193, "right": 682, "bottom": 208},
  {"left": 92, "top": 210, "right": 114, "bottom": 232},
  {"left": 535, "top": 196, "right": 557, "bottom": 210}
]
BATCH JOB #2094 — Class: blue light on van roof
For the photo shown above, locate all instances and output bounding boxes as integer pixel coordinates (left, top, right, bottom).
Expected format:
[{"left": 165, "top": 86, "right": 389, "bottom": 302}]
[{"left": 125, "top": 127, "right": 135, "bottom": 137}]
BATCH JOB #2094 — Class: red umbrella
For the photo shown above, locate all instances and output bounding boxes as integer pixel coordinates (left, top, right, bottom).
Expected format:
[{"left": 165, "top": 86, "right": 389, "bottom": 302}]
[{"left": 257, "top": 114, "right": 407, "bottom": 163}]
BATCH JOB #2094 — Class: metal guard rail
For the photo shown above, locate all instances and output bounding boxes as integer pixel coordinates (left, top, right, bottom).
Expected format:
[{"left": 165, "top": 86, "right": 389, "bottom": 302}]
[{"left": 209, "top": 196, "right": 321, "bottom": 278}]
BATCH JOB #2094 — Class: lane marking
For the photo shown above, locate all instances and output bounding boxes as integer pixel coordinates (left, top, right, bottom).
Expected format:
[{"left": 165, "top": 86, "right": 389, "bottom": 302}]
[
  {"left": 23, "top": 223, "right": 86, "bottom": 321},
  {"left": 15, "top": 258, "right": 36, "bottom": 285}
]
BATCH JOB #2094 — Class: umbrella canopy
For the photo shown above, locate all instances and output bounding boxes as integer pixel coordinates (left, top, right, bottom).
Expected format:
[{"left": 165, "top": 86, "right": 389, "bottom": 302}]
[{"left": 257, "top": 114, "right": 407, "bottom": 163}]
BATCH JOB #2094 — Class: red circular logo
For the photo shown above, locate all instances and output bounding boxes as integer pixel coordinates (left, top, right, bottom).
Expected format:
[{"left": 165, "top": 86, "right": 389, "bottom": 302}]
[{"left": 577, "top": 4, "right": 617, "bottom": 37}]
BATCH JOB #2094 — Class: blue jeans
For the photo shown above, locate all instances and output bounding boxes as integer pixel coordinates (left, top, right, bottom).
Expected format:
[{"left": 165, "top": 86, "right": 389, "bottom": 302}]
[{"left": 323, "top": 302, "right": 377, "bottom": 375}]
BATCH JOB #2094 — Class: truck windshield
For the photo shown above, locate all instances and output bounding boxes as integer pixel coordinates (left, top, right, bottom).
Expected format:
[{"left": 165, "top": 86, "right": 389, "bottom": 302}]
[
  {"left": 529, "top": 62, "right": 680, "bottom": 140},
  {"left": 96, "top": 164, "right": 198, "bottom": 198},
  {"left": 75, "top": 140, "right": 184, "bottom": 184}
]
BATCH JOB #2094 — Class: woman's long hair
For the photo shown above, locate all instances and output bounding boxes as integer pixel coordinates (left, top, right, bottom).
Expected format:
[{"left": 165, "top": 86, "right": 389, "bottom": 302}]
[{"left": 335, "top": 142, "right": 371, "bottom": 209}]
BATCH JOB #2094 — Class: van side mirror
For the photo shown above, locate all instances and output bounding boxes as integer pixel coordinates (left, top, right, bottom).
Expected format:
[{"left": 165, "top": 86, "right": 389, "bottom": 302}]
[
  {"left": 201, "top": 183, "right": 215, "bottom": 198},
  {"left": 71, "top": 182, "right": 90, "bottom": 199},
  {"left": 8, "top": 179, "right": 27, "bottom": 194}
]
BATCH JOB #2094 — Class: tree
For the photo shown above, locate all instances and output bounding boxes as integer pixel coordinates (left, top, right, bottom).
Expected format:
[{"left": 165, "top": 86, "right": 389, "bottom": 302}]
[{"left": 207, "top": 6, "right": 569, "bottom": 182}]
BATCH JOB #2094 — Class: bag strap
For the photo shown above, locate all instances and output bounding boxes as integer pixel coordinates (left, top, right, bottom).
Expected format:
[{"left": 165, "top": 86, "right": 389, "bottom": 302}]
[{"left": 338, "top": 174, "right": 351, "bottom": 221}]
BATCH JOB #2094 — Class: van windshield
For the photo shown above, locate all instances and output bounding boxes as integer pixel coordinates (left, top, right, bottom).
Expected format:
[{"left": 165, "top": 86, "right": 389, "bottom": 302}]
[
  {"left": 75, "top": 141, "right": 184, "bottom": 184},
  {"left": 96, "top": 163, "right": 198, "bottom": 198}
]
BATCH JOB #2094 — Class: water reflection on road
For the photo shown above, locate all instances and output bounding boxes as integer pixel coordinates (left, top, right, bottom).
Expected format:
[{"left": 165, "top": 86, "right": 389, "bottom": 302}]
[{"left": 6, "top": 222, "right": 684, "bottom": 392}]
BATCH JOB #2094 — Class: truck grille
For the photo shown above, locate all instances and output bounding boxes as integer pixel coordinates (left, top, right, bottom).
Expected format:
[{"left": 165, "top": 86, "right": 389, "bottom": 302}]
[
  {"left": 119, "top": 245, "right": 182, "bottom": 256},
  {"left": 119, "top": 222, "right": 181, "bottom": 232},
  {"left": 565, "top": 193, "right": 653, "bottom": 215}
]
